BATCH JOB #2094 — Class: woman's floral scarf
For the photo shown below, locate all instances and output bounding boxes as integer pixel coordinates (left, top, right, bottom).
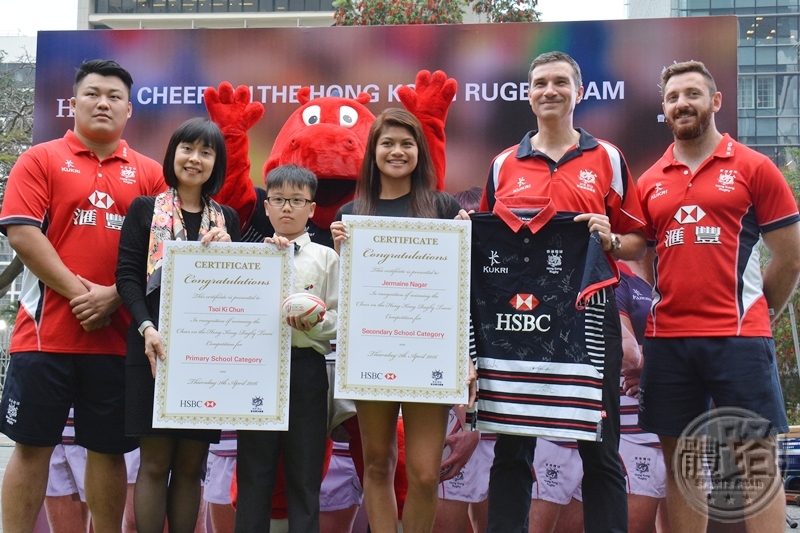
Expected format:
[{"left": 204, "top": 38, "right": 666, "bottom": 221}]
[{"left": 145, "top": 187, "right": 226, "bottom": 295}]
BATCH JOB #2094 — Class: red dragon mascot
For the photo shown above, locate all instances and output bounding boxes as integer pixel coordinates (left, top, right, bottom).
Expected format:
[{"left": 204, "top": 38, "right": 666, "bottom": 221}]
[{"left": 204, "top": 70, "right": 456, "bottom": 246}]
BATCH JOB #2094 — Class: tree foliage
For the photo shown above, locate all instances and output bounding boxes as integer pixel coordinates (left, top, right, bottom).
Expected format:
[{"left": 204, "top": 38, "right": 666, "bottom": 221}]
[
  {"left": 472, "top": 0, "right": 539, "bottom": 23},
  {"left": 0, "top": 50, "right": 35, "bottom": 205},
  {"left": 333, "top": 0, "right": 468, "bottom": 25},
  {"left": 333, "top": 0, "right": 539, "bottom": 25},
  {"left": 771, "top": 148, "right": 800, "bottom": 424}
]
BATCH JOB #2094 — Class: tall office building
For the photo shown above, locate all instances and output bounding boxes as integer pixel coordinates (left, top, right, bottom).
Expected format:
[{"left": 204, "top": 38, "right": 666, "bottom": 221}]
[
  {"left": 629, "top": 0, "right": 800, "bottom": 164},
  {"left": 78, "top": 0, "right": 337, "bottom": 29}
]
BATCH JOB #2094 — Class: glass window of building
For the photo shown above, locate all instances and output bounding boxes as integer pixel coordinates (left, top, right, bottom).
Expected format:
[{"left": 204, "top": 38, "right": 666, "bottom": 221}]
[
  {"left": 740, "top": 77, "right": 756, "bottom": 108},
  {"left": 778, "top": 117, "right": 799, "bottom": 143},
  {"left": 755, "top": 16, "right": 777, "bottom": 44},
  {"left": 740, "top": 16, "right": 757, "bottom": 44},
  {"left": 757, "top": 75, "right": 777, "bottom": 108},
  {"left": 776, "top": 15, "right": 798, "bottom": 44},
  {"left": 776, "top": 74, "right": 800, "bottom": 114},
  {"left": 756, "top": 46, "right": 777, "bottom": 70}
]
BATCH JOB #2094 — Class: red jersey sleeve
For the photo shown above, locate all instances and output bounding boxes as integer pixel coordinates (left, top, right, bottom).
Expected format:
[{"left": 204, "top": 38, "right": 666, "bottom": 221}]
[
  {"left": 0, "top": 145, "right": 52, "bottom": 229},
  {"left": 750, "top": 156, "right": 800, "bottom": 232}
]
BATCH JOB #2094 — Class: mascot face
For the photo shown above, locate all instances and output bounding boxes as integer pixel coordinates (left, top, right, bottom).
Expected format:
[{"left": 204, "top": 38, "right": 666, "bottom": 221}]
[{"left": 263, "top": 90, "right": 375, "bottom": 229}]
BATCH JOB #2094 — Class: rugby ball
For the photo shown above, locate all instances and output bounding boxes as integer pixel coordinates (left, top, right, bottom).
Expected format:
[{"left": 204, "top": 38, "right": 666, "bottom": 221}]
[{"left": 281, "top": 293, "right": 326, "bottom": 323}]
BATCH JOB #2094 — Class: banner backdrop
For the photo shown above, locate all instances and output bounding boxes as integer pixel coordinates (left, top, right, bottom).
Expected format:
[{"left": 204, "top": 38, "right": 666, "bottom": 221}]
[{"left": 34, "top": 17, "right": 737, "bottom": 191}]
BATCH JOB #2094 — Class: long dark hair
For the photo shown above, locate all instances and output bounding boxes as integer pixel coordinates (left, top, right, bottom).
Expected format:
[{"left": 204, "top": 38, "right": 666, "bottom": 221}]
[
  {"left": 163, "top": 118, "right": 227, "bottom": 197},
  {"left": 352, "top": 108, "right": 439, "bottom": 218}
]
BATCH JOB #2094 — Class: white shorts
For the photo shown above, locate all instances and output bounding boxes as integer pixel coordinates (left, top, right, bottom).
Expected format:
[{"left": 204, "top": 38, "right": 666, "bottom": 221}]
[
  {"left": 319, "top": 443, "right": 363, "bottom": 511},
  {"left": 438, "top": 437, "right": 493, "bottom": 503},
  {"left": 124, "top": 448, "right": 140, "bottom": 485},
  {"left": 619, "top": 440, "right": 667, "bottom": 499},
  {"left": 204, "top": 454, "right": 236, "bottom": 505},
  {"left": 531, "top": 439, "right": 583, "bottom": 505},
  {"left": 46, "top": 444, "right": 87, "bottom": 500}
]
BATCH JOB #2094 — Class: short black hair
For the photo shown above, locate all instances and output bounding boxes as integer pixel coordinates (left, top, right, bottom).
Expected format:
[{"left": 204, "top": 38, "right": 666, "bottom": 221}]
[
  {"left": 74, "top": 59, "right": 133, "bottom": 96},
  {"left": 163, "top": 118, "right": 228, "bottom": 197},
  {"left": 266, "top": 164, "right": 318, "bottom": 199}
]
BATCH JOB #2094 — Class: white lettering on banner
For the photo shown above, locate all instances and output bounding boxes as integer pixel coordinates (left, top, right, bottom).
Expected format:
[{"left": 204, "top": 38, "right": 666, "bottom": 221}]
[
  {"left": 465, "top": 82, "right": 529, "bottom": 102},
  {"left": 137, "top": 86, "right": 209, "bottom": 105},
  {"left": 56, "top": 79, "right": 623, "bottom": 114},
  {"left": 56, "top": 99, "right": 72, "bottom": 118},
  {"left": 582, "top": 81, "right": 625, "bottom": 100},
  {"left": 257, "top": 84, "right": 380, "bottom": 103}
]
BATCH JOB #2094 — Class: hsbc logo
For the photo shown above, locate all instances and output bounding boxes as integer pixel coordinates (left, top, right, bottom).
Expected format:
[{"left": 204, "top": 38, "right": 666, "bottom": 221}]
[
  {"left": 204, "top": 400, "right": 217, "bottom": 408},
  {"left": 180, "top": 400, "right": 203, "bottom": 408},
  {"left": 510, "top": 294, "right": 538, "bottom": 311},
  {"left": 361, "top": 372, "right": 397, "bottom": 380},
  {"left": 674, "top": 205, "right": 705, "bottom": 224},
  {"left": 88, "top": 190, "right": 115, "bottom": 210}
]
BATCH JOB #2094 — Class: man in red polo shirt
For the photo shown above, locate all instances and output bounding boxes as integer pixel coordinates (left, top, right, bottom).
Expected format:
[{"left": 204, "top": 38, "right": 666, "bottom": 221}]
[
  {"left": 478, "top": 50, "right": 646, "bottom": 533},
  {"left": 0, "top": 59, "right": 164, "bottom": 533},
  {"left": 637, "top": 60, "right": 800, "bottom": 533}
]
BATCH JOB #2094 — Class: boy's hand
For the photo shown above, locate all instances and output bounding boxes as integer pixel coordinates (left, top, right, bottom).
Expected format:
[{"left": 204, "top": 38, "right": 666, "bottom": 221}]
[
  {"left": 330, "top": 221, "right": 348, "bottom": 254},
  {"left": 285, "top": 311, "right": 324, "bottom": 331},
  {"left": 264, "top": 236, "right": 293, "bottom": 250}
]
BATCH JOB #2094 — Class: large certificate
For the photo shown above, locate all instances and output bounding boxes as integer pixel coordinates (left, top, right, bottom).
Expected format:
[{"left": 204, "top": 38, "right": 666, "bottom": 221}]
[
  {"left": 153, "top": 241, "right": 293, "bottom": 430},
  {"left": 335, "top": 215, "right": 471, "bottom": 403}
]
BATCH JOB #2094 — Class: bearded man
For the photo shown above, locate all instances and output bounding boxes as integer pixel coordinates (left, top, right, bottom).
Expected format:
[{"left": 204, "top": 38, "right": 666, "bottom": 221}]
[{"left": 636, "top": 60, "right": 800, "bottom": 533}]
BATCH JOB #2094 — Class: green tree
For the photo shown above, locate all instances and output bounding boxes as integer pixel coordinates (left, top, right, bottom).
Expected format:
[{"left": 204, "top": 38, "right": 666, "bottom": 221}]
[
  {"left": 334, "top": 0, "right": 469, "bottom": 25},
  {"left": 771, "top": 148, "right": 800, "bottom": 423},
  {"left": 0, "top": 50, "right": 34, "bottom": 301},
  {"left": 472, "top": 0, "right": 539, "bottom": 23},
  {"left": 0, "top": 51, "right": 35, "bottom": 201},
  {"left": 333, "top": 0, "right": 539, "bottom": 25}
]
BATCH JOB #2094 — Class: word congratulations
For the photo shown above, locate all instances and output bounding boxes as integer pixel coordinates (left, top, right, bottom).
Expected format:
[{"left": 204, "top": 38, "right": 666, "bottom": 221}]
[
  {"left": 184, "top": 275, "right": 270, "bottom": 291},
  {"left": 362, "top": 249, "right": 447, "bottom": 265}
]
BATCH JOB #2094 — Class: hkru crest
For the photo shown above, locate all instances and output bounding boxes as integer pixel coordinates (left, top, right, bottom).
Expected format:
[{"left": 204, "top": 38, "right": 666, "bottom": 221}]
[{"left": 546, "top": 249, "right": 563, "bottom": 274}]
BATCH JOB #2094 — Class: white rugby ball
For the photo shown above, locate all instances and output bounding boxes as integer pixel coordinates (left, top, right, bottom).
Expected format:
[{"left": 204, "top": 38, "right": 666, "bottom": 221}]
[{"left": 281, "top": 293, "right": 326, "bottom": 323}]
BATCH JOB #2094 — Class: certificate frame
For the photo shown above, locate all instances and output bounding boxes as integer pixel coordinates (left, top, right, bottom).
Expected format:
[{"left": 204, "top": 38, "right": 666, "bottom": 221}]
[
  {"left": 335, "top": 215, "right": 471, "bottom": 403},
  {"left": 153, "top": 241, "right": 293, "bottom": 430}
]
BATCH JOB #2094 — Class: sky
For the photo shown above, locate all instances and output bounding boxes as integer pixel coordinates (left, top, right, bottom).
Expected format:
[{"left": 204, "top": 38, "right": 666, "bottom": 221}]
[{"left": 0, "top": 0, "right": 625, "bottom": 36}]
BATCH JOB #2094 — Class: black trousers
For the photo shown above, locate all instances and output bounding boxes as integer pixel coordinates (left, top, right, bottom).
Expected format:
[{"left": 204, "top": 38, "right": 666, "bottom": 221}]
[
  {"left": 486, "top": 292, "right": 628, "bottom": 533},
  {"left": 234, "top": 349, "right": 329, "bottom": 533}
]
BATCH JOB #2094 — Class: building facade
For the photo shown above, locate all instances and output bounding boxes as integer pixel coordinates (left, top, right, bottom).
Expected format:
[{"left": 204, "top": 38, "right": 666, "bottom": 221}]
[
  {"left": 78, "top": 0, "right": 338, "bottom": 29},
  {"left": 630, "top": 0, "right": 800, "bottom": 164}
]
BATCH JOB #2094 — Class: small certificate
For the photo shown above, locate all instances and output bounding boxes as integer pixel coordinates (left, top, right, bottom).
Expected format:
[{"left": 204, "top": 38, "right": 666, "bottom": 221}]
[
  {"left": 153, "top": 241, "right": 293, "bottom": 430},
  {"left": 335, "top": 215, "right": 471, "bottom": 403}
]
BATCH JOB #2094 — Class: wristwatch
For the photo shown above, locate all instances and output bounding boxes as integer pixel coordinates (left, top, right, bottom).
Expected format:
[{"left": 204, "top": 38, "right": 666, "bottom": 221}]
[
  {"left": 138, "top": 320, "right": 155, "bottom": 337},
  {"left": 609, "top": 233, "right": 622, "bottom": 252}
]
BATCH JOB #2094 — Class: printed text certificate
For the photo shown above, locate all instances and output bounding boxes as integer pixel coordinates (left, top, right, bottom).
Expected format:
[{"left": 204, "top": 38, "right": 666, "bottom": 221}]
[
  {"left": 335, "top": 215, "right": 471, "bottom": 403},
  {"left": 153, "top": 241, "right": 293, "bottom": 430}
]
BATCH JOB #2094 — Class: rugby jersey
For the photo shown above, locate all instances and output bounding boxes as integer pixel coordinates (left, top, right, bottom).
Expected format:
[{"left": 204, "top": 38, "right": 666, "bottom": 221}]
[
  {"left": 471, "top": 197, "right": 617, "bottom": 440},
  {"left": 637, "top": 134, "right": 800, "bottom": 337}
]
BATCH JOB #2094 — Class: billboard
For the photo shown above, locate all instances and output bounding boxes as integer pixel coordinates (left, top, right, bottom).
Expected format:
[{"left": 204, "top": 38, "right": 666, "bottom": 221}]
[{"left": 34, "top": 17, "right": 738, "bottom": 192}]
